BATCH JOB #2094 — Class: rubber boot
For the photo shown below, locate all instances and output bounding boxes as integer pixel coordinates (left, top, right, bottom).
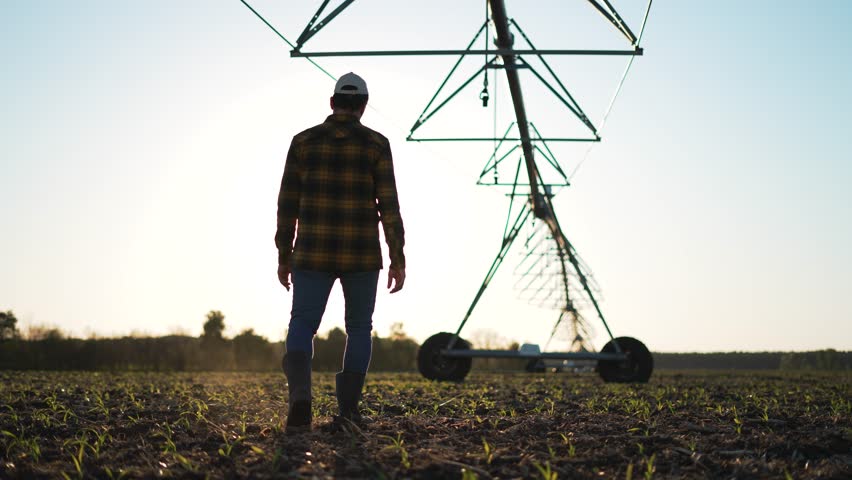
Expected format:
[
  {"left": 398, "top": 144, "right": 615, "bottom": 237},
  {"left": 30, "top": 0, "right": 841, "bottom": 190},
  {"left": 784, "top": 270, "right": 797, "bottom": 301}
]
[
  {"left": 335, "top": 371, "right": 366, "bottom": 425},
  {"left": 282, "top": 352, "right": 312, "bottom": 432}
]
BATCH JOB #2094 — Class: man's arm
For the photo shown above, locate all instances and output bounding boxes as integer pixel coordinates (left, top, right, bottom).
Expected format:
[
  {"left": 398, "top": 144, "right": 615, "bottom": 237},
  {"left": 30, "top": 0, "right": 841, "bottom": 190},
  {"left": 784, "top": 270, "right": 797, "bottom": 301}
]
[
  {"left": 275, "top": 140, "right": 301, "bottom": 289},
  {"left": 375, "top": 140, "right": 406, "bottom": 292}
]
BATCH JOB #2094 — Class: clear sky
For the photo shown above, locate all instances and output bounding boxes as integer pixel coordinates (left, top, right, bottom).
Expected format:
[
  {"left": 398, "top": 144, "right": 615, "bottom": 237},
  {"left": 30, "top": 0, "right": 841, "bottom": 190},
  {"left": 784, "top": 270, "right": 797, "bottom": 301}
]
[{"left": 2, "top": 1, "right": 850, "bottom": 352}]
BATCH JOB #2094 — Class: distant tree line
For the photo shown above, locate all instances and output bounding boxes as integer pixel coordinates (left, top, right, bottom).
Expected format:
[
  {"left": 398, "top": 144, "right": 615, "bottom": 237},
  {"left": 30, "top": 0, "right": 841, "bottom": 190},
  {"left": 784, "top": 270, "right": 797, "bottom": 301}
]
[
  {"left": 0, "top": 310, "right": 420, "bottom": 372},
  {"left": 653, "top": 351, "right": 852, "bottom": 371},
  {"left": 778, "top": 350, "right": 851, "bottom": 371},
  {"left": 1, "top": 310, "right": 849, "bottom": 371}
]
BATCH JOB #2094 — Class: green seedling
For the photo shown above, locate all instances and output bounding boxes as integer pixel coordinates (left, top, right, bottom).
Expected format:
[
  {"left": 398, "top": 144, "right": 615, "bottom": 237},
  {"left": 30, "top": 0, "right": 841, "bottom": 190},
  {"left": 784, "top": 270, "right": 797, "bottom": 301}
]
[
  {"left": 89, "top": 392, "right": 110, "bottom": 418},
  {"left": 127, "top": 392, "right": 143, "bottom": 410},
  {"left": 238, "top": 412, "right": 248, "bottom": 435},
  {"left": 732, "top": 406, "right": 743, "bottom": 435},
  {"left": 44, "top": 392, "right": 74, "bottom": 423},
  {"left": 559, "top": 434, "right": 576, "bottom": 457},
  {"left": 532, "top": 460, "right": 557, "bottom": 480},
  {"left": 172, "top": 453, "right": 197, "bottom": 472},
  {"left": 174, "top": 416, "right": 191, "bottom": 431},
  {"left": 64, "top": 449, "right": 84, "bottom": 480},
  {"left": 830, "top": 395, "right": 850, "bottom": 418},
  {"left": 104, "top": 466, "right": 128, "bottom": 480},
  {"left": 381, "top": 433, "right": 410, "bottom": 469},
  {"left": 64, "top": 428, "right": 111, "bottom": 460},
  {"left": 2, "top": 430, "right": 42, "bottom": 462},
  {"left": 481, "top": 437, "right": 493, "bottom": 465},
  {"left": 218, "top": 432, "right": 244, "bottom": 459},
  {"left": 88, "top": 428, "right": 111, "bottom": 459},
  {"left": 643, "top": 453, "right": 656, "bottom": 480},
  {"left": 32, "top": 409, "right": 54, "bottom": 429},
  {"left": 3, "top": 405, "right": 20, "bottom": 424},
  {"left": 154, "top": 423, "right": 176, "bottom": 453},
  {"left": 544, "top": 397, "right": 555, "bottom": 415}
]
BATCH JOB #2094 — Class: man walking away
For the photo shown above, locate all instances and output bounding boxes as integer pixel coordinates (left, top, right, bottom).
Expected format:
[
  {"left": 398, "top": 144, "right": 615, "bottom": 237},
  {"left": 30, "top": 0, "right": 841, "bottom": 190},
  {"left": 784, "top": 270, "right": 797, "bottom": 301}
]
[{"left": 275, "top": 72, "right": 406, "bottom": 432}]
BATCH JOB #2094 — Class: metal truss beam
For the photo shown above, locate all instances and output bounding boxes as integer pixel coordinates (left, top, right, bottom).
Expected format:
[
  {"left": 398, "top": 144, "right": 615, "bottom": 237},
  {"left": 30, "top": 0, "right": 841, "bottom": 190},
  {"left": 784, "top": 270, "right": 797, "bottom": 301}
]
[
  {"left": 291, "top": 48, "right": 642, "bottom": 57},
  {"left": 441, "top": 349, "right": 625, "bottom": 361},
  {"left": 409, "top": 137, "right": 599, "bottom": 142}
]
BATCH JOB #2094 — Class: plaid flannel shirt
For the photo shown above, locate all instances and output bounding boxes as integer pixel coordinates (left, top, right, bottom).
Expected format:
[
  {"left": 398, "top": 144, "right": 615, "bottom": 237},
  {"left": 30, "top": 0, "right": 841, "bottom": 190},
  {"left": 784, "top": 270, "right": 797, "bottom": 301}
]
[{"left": 275, "top": 114, "right": 405, "bottom": 272}]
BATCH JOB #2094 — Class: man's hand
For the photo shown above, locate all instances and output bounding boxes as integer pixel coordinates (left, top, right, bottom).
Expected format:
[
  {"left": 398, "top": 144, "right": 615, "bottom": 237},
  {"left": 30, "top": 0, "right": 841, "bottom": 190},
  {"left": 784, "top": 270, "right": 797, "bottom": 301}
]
[
  {"left": 278, "top": 264, "right": 291, "bottom": 291},
  {"left": 387, "top": 267, "right": 405, "bottom": 293}
]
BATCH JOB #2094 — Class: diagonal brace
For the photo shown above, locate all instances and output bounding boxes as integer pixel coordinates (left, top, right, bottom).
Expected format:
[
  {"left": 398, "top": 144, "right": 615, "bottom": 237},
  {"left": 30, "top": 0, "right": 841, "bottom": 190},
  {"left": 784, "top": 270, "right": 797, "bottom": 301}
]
[
  {"left": 408, "top": 59, "right": 496, "bottom": 138},
  {"left": 408, "top": 22, "right": 489, "bottom": 136},
  {"left": 450, "top": 203, "right": 533, "bottom": 347},
  {"left": 585, "top": 0, "right": 637, "bottom": 45},
  {"left": 294, "top": 0, "right": 357, "bottom": 50}
]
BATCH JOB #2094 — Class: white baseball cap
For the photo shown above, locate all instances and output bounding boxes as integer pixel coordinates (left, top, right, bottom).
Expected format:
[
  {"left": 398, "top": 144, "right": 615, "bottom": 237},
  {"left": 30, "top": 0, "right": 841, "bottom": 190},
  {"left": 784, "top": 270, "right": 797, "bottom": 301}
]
[{"left": 334, "top": 72, "right": 368, "bottom": 95}]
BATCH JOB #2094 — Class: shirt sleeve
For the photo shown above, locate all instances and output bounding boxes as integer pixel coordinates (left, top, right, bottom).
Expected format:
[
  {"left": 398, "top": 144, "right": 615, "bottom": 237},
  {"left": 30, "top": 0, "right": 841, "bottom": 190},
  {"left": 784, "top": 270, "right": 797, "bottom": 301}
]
[
  {"left": 375, "top": 140, "right": 406, "bottom": 269},
  {"left": 275, "top": 139, "right": 301, "bottom": 266}
]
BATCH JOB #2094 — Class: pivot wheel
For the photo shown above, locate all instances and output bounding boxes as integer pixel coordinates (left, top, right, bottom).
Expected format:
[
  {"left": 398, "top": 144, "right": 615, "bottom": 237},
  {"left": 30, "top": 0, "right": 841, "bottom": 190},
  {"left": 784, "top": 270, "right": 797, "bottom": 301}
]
[
  {"left": 417, "top": 332, "right": 472, "bottom": 382},
  {"left": 597, "top": 336, "right": 653, "bottom": 383}
]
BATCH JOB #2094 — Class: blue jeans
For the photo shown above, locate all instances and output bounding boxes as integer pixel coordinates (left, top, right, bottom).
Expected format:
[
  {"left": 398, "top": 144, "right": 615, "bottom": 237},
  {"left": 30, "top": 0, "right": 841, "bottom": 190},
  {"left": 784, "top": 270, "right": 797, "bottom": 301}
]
[{"left": 285, "top": 269, "right": 380, "bottom": 374}]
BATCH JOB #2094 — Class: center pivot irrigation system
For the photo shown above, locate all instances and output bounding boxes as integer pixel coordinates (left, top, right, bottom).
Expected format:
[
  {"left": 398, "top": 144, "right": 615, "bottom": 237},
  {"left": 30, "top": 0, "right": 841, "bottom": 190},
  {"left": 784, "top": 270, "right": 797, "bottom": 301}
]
[{"left": 243, "top": 0, "right": 654, "bottom": 382}]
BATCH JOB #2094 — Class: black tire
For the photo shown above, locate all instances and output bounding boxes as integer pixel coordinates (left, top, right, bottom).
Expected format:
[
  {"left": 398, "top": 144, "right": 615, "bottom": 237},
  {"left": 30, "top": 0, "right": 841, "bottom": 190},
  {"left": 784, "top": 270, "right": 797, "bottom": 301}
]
[
  {"left": 597, "top": 337, "right": 653, "bottom": 383},
  {"left": 417, "top": 332, "right": 472, "bottom": 382}
]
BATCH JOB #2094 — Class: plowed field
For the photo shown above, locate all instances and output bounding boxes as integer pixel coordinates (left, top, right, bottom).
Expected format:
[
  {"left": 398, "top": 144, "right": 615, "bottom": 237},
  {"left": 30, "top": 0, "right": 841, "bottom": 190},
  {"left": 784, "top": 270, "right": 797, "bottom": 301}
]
[{"left": 1, "top": 371, "right": 849, "bottom": 479}]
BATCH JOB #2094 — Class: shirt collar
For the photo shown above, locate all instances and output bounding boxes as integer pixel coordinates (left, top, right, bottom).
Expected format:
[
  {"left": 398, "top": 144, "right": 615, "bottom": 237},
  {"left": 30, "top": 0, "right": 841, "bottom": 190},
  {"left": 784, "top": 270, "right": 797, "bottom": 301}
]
[{"left": 326, "top": 113, "right": 360, "bottom": 124}]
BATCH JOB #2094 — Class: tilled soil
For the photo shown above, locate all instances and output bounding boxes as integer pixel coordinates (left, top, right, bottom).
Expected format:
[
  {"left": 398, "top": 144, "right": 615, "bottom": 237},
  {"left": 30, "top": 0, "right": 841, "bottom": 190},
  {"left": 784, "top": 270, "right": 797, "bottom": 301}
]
[{"left": 0, "top": 370, "right": 849, "bottom": 479}]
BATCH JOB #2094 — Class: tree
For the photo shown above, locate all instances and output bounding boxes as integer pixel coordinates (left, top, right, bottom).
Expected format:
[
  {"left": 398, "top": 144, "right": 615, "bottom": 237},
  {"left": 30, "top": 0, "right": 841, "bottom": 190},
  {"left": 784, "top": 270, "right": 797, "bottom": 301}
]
[
  {"left": 0, "top": 310, "right": 19, "bottom": 340},
  {"left": 233, "top": 329, "right": 274, "bottom": 370},
  {"left": 200, "top": 310, "right": 232, "bottom": 370},
  {"left": 25, "top": 326, "right": 64, "bottom": 341},
  {"left": 202, "top": 310, "right": 225, "bottom": 341}
]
